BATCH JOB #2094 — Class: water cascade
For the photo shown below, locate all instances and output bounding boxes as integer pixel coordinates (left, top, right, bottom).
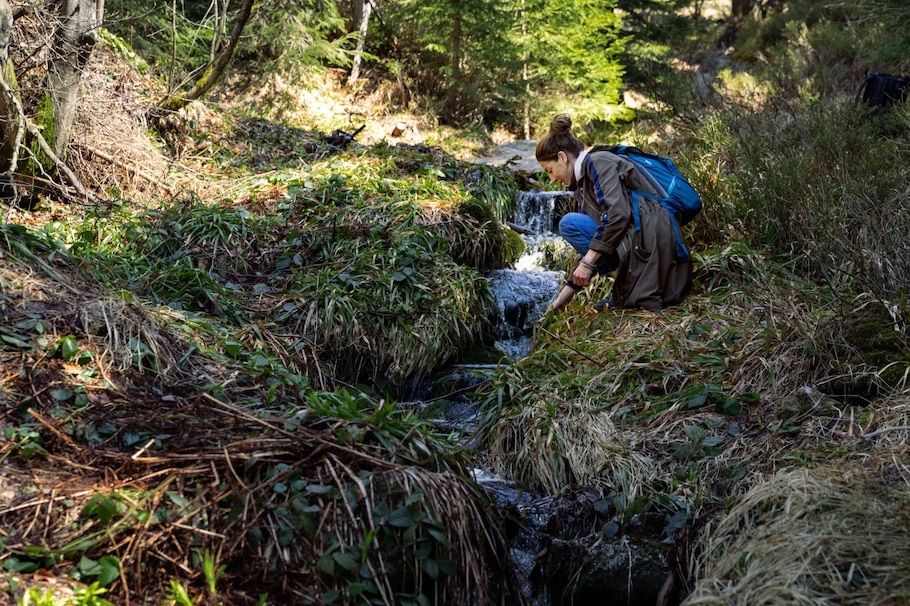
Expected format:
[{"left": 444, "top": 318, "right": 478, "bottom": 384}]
[{"left": 488, "top": 191, "right": 573, "bottom": 359}]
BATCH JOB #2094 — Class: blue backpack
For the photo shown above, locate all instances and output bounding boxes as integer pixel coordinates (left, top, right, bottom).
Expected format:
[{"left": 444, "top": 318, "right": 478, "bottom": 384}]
[{"left": 603, "top": 144, "right": 702, "bottom": 262}]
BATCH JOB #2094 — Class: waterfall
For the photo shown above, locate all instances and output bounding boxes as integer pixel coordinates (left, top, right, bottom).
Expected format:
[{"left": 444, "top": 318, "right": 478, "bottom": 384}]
[
  {"left": 511, "top": 190, "right": 571, "bottom": 236},
  {"left": 488, "top": 190, "right": 572, "bottom": 359}
]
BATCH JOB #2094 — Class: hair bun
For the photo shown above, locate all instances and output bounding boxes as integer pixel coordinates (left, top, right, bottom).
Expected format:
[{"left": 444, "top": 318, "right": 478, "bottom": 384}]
[{"left": 549, "top": 114, "right": 573, "bottom": 137}]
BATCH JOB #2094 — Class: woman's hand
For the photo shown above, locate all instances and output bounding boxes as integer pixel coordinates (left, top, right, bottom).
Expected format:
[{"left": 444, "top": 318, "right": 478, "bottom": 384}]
[{"left": 572, "top": 262, "right": 595, "bottom": 287}]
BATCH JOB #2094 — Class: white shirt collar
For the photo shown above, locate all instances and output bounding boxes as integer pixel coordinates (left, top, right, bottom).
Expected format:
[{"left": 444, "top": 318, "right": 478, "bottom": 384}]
[{"left": 574, "top": 150, "right": 588, "bottom": 182}]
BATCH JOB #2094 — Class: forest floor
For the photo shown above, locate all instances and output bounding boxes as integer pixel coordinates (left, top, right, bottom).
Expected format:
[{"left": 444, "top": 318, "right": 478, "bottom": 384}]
[{"left": 3, "top": 26, "right": 910, "bottom": 606}]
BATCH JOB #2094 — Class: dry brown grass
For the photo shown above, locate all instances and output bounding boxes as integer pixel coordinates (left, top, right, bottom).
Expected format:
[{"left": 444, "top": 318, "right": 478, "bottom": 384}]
[
  {"left": 0, "top": 242, "right": 523, "bottom": 604},
  {"left": 68, "top": 46, "right": 174, "bottom": 205},
  {"left": 684, "top": 449, "right": 910, "bottom": 605},
  {"left": 0, "top": 243, "right": 184, "bottom": 380}
]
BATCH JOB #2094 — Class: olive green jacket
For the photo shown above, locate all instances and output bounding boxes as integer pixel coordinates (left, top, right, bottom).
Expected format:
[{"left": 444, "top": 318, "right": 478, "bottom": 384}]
[{"left": 574, "top": 146, "right": 692, "bottom": 311}]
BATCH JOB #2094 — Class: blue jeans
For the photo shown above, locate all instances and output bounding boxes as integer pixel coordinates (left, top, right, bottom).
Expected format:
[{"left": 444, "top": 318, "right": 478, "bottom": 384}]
[{"left": 559, "top": 212, "right": 618, "bottom": 275}]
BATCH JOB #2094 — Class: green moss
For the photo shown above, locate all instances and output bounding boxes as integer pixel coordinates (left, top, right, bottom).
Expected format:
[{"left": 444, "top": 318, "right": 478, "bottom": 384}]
[
  {"left": 457, "top": 344, "right": 509, "bottom": 365},
  {"left": 0, "top": 60, "right": 19, "bottom": 167},
  {"left": 843, "top": 303, "right": 910, "bottom": 389},
  {"left": 501, "top": 226, "right": 526, "bottom": 265},
  {"left": 457, "top": 196, "right": 496, "bottom": 224}
]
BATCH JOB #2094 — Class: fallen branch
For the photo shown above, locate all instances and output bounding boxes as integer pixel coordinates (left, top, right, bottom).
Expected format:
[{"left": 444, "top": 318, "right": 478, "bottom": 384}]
[
  {"left": 863, "top": 426, "right": 910, "bottom": 440},
  {"left": 24, "top": 118, "right": 98, "bottom": 204},
  {"left": 71, "top": 142, "right": 175, "bottom": 196}
]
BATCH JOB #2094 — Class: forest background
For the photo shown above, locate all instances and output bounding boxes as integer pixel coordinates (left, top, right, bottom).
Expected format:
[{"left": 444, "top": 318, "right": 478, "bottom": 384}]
[{"left": 1, "top": 0, "right": 910, "bottom": 605}]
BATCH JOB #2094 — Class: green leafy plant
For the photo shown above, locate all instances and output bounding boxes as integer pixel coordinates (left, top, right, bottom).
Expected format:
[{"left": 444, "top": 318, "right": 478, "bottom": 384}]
[
  {"left": 165, "top": 580, "right": 195, "bottom": 606},
  {"left": 2, "top": 425, "right": 47, "bottom": 462},
  {"left": 199, "top": 550, "right": 226, "bottom": 596}
]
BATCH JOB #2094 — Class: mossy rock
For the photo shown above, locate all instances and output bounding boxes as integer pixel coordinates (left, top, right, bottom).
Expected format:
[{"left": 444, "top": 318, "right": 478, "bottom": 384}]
[
  {"left": 539, "top": 534, "right": 668, "bottom": 605},
  {"left": 501, "top": 227, "right": 526, "bottom": 266},
  {"left": 836, "top": 301, "right": 910, "bottom": 394}
]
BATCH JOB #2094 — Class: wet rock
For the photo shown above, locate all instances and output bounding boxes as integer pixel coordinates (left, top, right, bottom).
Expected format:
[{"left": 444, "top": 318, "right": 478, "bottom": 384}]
[{"left": 539, "top": 536, "right": 668, "bottom": 605}]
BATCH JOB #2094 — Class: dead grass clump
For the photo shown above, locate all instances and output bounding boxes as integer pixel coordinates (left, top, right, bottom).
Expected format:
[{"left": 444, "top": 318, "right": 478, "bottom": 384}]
[
  {"left": 488, "top": 397, "right": 638, "bottom": 493},
  {"left": 68, "top": 45, "right": 173, "bottom": 204},
  {"left": 0, "top": 380, "right": 525, "bottom": 604},
  {"left": 1, "top": 235, "right": 525, "bottom": 604},
  {"left": 0, "top": 231, "right": 183, "bottom": 379},
  {"left": 684, "top": 456, "right": 910, "bottom": 605}
]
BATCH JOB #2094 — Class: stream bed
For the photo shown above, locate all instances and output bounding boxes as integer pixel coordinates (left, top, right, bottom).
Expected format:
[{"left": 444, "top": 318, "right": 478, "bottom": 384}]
[{"left": 411, "top": 190, "right": 675, "bottom": 605}]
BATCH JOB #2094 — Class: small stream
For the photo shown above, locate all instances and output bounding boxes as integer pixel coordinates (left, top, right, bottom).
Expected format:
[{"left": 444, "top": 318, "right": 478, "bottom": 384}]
[
  {"left": 417, "top": 190, "right": 674, "bottom": 605},
  {"left": 489, "top": 190, "right": 570, "bottom": 359}
]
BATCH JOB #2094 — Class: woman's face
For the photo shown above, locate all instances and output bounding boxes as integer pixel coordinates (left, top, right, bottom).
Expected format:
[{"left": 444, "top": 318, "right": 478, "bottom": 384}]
[{"left": 539, "top": 151, "right": 574, "bottom": 187}]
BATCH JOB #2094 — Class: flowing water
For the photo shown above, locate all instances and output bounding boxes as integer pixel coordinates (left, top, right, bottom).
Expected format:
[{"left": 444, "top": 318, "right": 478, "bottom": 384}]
[
  {"left": 488, "top": 190, "right": 572, "bottom": 359},
  {"left": 423, "top": 190, "right": 670, "bottom": 605}
]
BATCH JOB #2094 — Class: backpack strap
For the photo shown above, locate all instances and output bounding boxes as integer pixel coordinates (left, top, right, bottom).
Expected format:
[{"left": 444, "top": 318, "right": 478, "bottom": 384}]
[{"left": 628, "top": 189, "right": 692, "bottom": 262}]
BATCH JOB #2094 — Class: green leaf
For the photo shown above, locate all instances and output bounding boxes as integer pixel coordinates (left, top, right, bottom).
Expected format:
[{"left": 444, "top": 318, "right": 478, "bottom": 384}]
[
  {"left": 387, "top": 505, "right": 419, "bottom": 528},
  {"left": 347, "top": 581, "right": 366, "bottom": 596},
  {"left": 305, "top": 484, "right": 334, "bottom": 495},
  {"left": 424, "top": 558, "right": 439, "bottom": 579},
  {"left": 332, "top": 551, "right": 360, "bottom": 572},
  {"left": 603, "top": 520, "right": 620, "bottom": 538},
  {"left": 4, "top": 557, "right": 39, "bottom": 573},
  {"left": 0, "top": 332, "right": 31, "bottom": 348},
  {"left": 685, "top": 391, "right": 708, "bottom": 409},
  {"left": 426, "top": 527, "right": 453, "bottom": 548},
  {"left": 50, "top": 388, "right": 73, "bottom": 401},
  {"left": 436, "top": 557, "right": 457, "bottom": 576},
  {"left": 79, "top": 555, "right": 102, "bottom": 577},
  {"left": 665, "top": 510, "right": 689, "bottom": 537},
  {"left": 60, "top": 335, "right": 79, "bottom": 360},
  {"left": 683, "top": 425, "right": 706, "bottom": 442},
  {"left": 224, "top": 340, "right": 242, "bottom": 358},
  {"left": 278, "top": 526, "right": 295, "bottom": 546},
  {"left": 168, "top": 492, "right": 190, "bottom": 508},
  {"left": 718, "top": 397, "right": 741, "bottom": 416},
  {"left": 82, "top": 496, "right": 119, "bottom": 525},
  {"left": 317, "top": 554, "right": 335, "bottom": 575}
]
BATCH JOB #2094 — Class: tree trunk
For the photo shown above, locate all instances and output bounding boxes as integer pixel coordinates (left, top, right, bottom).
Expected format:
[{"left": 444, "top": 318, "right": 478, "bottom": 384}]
[
  {"left": 156, "top": 0, "right": 255, "bottom": 113},
  {"left": 520, "top": 0, "right": 529, "bottom": 139},
  {"left": 443, "top": 3, "right": 462, "bottom": 121},
  {"left": 48, "top": 0, "right": 101, "bottom": 160},
  {"left": 0, "top": 0, "right": 21, "bottom": 176},
  {"left": 348, "top": 0, "right": 372, "bottom": 85},
  {"left": 732, "top": 0, "right": 754, "bottom": 20}
]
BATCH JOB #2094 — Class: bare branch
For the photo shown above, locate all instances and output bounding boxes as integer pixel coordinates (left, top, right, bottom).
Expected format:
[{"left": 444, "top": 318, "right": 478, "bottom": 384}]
[{"left": 157, "top": 0, "right": 255, "bottom": 112}]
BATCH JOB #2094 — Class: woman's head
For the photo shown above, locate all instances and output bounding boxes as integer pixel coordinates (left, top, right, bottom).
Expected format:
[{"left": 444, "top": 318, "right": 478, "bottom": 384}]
[{"left": 536, "top": 114, "right": 584, "bottom": 187}]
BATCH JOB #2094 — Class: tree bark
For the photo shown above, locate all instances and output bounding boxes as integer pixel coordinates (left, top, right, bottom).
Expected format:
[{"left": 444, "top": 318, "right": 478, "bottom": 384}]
[
  {"left": 0, "top": 0, "right": 22, "bottom": 176},
  {"left": 156, "top": 0, "right": 255, "bottom": 113},
  {"left": 443, "top": 2, "right": 462, "bottom": 121},
  {"left": 347, "top": 0, "right": 372, "bottom": 85},
  {"left": 49, "top": 0, "right": 102, "bottom": 160},
  {"left": 732, "top": 0, "right": 754, "bottom": 20}
]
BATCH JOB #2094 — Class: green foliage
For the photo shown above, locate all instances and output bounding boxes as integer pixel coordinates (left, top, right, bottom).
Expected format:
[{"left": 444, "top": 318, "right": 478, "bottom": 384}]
[
  {"left": 13, "top": 581, "right": 114, "bottom": 606},
  {"left": 105, "top": 0, "right": 352, "bottom": 95},
  {"left": 97, "top": 29, "right": 149, "bottom": 74},
  {"left": 302, "top": 389, "right": 463, "bottom": 469},
  {"left": 523, "top": 0, "right": 626, "bottom": 114},
  {"left": 2, "top": 424, "right": 47, "bottom": 462},
  {"left": 44, "top": 144, "right": 510, "bottom": 393},
  {"left": 198, "top": 549, "right": 226, "bottom": 595},
  {"left": 105, "top": 1, "right": 215, "bottom": 79},
  {"left": 233, "top": 0, "right": 354, "bottom": 69},
  {"left": 374, "top": 0, "right": 524, "bottom": 125},
  {"left": 165, "top": 580, "right": 195, "bottom": 606}
]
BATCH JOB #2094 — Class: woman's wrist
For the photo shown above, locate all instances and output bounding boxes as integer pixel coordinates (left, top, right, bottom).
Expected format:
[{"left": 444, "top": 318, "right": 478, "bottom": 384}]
[{"left": 578, "top": 258, "right": 597, "bottom": 270}]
